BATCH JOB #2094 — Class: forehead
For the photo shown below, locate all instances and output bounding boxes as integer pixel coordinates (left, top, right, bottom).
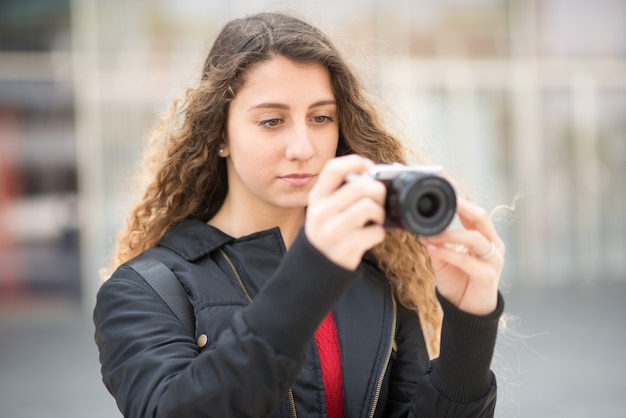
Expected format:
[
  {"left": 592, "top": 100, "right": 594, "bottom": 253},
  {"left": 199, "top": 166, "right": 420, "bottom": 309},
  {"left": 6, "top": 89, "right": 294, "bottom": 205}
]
[{"left": 235, "top": 55, "right": 334, "bottom": 101}]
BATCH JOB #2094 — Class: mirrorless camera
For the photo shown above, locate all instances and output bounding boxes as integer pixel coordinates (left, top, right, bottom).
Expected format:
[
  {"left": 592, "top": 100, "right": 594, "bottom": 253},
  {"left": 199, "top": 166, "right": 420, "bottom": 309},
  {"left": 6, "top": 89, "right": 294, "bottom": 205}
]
[{"left": 349, "top": 163, "right": 456, "bottom": 236}]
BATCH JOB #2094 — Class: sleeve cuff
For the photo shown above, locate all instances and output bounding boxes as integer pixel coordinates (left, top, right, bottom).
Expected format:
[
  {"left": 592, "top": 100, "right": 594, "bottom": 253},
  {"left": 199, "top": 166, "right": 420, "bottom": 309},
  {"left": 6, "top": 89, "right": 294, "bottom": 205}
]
[{"left": 429, "top": 290, "right": 504, "bottom": 403}]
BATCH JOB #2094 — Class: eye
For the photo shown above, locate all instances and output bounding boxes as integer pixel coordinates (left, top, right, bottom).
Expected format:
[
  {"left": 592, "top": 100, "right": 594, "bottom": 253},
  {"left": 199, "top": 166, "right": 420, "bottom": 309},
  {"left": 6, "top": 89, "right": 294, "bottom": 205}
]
[
  {"left": 312, "top": 115, "right": 334, "bottom": 124},
  {"left": 258, "top": 118, "right": 282, "bottom": 128}
]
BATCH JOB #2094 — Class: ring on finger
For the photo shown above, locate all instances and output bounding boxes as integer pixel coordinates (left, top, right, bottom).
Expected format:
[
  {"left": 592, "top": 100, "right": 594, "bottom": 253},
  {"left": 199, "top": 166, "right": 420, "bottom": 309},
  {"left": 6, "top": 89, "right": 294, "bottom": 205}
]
[{"left": 478, "top": 242, "right": 496, "bottom": 260}]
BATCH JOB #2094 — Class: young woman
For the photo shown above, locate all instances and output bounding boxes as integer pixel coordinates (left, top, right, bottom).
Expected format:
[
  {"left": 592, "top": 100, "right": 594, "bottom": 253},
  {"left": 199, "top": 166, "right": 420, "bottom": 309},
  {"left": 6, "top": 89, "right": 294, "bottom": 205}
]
[{"left": 94, "top": 12, "right": 505, "bottom": 417}]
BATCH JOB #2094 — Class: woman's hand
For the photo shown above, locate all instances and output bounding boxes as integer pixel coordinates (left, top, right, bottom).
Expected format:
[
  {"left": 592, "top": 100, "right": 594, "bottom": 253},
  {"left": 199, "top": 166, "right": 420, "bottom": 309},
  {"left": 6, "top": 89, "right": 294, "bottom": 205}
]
[
  {"left": 422, "top": 197, "right": 505, "bottom": 316},
  {"left": 305, "top": 155, "right": 387, "bottom": 271}
]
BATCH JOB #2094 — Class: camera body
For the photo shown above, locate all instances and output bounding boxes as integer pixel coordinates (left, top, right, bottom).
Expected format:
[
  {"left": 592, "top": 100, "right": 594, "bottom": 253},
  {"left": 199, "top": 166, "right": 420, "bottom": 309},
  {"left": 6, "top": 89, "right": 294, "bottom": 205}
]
[{"left": 354, "top": 163, "right": 457, "bottom": 236}]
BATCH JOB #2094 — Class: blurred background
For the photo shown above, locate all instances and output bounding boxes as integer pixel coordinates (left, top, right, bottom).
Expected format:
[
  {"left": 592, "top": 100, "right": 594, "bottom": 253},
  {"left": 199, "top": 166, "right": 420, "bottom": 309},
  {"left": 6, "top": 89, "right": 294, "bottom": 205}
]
[{"left": 0, "top": 0, "right": 624, "bottom": 417}]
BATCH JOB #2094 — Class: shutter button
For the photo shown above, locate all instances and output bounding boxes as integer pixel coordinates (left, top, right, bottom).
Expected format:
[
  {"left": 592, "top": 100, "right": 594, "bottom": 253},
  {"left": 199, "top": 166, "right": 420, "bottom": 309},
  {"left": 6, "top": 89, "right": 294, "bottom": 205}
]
[{"left": 197, "top": 334, "right": 208, "bottom": 348}]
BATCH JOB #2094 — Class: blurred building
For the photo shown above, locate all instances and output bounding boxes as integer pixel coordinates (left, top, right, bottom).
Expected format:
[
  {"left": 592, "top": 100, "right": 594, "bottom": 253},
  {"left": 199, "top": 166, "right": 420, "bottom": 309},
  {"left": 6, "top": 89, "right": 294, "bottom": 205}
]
[
  {"left": 0, "top": 0, "right": 79, "bottom": 301},
  {"left": 0, "top": 0, "right": 624, "bottom": 311}
]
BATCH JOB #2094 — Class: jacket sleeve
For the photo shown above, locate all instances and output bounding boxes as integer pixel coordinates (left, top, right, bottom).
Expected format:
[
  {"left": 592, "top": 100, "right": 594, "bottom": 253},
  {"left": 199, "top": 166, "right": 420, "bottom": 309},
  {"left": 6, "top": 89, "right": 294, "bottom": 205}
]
[
  {"left": 93, "top": 230, "right": 360, "bottom": 418},
  {"left": 386, "top": 291, "right": 504, "bottom": 417}
]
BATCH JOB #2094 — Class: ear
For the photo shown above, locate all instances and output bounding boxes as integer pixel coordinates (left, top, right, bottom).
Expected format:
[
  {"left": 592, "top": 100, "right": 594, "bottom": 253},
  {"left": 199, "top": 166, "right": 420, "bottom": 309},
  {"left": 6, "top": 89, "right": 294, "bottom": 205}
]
[{"left": 217, "top": 131, "right": 230, "bottom": 157}]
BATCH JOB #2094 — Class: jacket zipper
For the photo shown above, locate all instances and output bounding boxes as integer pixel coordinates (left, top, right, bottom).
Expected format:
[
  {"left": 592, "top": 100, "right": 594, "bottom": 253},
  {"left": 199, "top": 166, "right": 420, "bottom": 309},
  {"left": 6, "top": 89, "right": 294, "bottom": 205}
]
[
  {"left": 218, "top": 248, "right": 252, "bottom": 302},
  {"left": 218, "top": 248, "right": 298, "bottom": 418},
  {"left": 288, "top": 388, "right": 297, "bottom": 417},
  {"left": 368, "top": 288, "right": 397, "bottom": 418}
]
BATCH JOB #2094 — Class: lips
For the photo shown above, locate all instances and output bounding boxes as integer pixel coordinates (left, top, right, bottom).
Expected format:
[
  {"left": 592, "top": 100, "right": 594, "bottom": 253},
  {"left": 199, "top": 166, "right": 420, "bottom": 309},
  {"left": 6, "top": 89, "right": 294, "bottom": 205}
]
[{"left": 279, "top": 173, "right": 315, "bottom": 187}]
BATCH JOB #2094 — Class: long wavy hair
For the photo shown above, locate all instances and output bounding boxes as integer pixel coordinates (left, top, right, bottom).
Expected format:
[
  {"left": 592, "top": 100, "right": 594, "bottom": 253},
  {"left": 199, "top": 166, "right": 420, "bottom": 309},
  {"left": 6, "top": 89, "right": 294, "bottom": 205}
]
[{"left": 109, "top": 12, "right": 442, "bottom": 357}]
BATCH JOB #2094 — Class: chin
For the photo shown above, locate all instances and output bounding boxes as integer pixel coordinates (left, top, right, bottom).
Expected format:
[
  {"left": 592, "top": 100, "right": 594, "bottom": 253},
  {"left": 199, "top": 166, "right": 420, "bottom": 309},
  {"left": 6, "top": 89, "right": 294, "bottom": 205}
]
[{"left": 275, "top": 195, "right": 309, "bottom": 210}]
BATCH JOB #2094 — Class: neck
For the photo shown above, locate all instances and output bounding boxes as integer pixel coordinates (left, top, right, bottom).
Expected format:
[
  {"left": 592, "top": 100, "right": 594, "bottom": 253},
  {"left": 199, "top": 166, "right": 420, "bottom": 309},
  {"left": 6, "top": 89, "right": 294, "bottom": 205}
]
[{"left": 208, "top": 198, "right": 305, "bottom": 249}]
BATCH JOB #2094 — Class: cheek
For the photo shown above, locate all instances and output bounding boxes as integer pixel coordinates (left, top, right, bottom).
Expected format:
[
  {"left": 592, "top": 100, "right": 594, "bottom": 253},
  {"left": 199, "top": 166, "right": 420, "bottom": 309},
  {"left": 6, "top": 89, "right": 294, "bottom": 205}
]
[
  {"left": 315, "top": 130, "right": 340, "bottom": 159},
  {"left": 228, "top": 143, "right": 277, "bottom": 184}
]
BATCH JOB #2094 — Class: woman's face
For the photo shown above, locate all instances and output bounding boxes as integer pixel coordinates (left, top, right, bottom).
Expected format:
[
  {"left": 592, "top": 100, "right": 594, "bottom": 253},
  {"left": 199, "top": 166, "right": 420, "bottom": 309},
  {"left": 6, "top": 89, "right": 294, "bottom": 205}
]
[{"left": 222, "top": 55, "right": 339, "bottom": 214}]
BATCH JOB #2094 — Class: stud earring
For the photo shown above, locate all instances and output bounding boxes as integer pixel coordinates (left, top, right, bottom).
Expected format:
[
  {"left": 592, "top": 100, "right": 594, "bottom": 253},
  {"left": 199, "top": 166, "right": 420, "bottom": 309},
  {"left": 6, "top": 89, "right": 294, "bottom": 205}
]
[{"left": 218, "top": 148, "right": 224, "bottom": 154}]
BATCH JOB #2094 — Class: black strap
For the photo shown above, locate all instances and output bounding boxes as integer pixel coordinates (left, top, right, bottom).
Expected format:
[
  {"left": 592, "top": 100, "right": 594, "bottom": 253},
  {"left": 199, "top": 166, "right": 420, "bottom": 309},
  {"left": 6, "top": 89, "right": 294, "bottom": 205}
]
[{"left": 126, "top": 253, "right": 195, "bottom": 335}]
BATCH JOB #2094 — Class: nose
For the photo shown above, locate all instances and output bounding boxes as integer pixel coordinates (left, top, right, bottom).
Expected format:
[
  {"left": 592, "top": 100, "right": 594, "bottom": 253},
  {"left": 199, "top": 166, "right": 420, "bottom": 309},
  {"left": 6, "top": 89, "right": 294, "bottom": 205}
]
[{"left": 285, "top": 124, "right": 314, "bottom": 161}]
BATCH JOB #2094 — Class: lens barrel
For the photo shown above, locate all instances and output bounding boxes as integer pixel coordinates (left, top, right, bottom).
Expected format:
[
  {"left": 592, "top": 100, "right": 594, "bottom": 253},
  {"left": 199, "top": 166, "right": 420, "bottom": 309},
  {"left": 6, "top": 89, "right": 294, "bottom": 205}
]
[{"left": 384, "top": 172, "right": 456, "bottom": 236}]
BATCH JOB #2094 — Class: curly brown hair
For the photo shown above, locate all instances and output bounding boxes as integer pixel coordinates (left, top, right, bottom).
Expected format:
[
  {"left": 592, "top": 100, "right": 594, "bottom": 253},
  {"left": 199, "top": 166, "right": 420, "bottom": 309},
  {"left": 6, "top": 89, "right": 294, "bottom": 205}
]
[{"left": 109, "top": 12, "right": 442, "bottom": 357}]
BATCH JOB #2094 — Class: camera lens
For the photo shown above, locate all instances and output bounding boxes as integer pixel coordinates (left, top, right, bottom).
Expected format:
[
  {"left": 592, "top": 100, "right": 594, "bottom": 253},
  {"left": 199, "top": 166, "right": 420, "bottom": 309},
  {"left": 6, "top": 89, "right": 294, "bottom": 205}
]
[
  {"left": 386, "top": 172, "right": 456, "bottom": 236},
  {"left": 417, "top": 193, "right": 440, "bottom": 218}
]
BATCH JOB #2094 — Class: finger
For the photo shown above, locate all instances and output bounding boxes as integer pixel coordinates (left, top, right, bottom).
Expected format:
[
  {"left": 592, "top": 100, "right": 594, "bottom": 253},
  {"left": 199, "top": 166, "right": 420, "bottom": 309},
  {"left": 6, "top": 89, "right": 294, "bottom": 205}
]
[
  {"left": 308, "top": 170, "right": 386, "bottom": 223},
  {"left": 426, "top": 242, "right": 503, "bottom": 278},
  {"left": 307, "top": 197, "right": 385, "bottom": 270},
  {"left": 339, "top": 197, "right": 386, "bottom": 228},
  {"left": 308, "top": 155, "right": 373, "bottom": 202},
  {"left": 332, "top": 177, "right": 386, "bottom": 211},
  {"left": 315, "top": 196, "right": 385, "bottom": 240},
  {"left": 428, "top": 243, "right": 501, "bottom": 315},
  {"left": 352, "top": 225, "right": 386, "bottom": 250},
  {"left": 456, "top": 197, "right": 505, "bottom": 252},
  {"left": 424, "top": 229, "right": 493, "bottom": 260}
]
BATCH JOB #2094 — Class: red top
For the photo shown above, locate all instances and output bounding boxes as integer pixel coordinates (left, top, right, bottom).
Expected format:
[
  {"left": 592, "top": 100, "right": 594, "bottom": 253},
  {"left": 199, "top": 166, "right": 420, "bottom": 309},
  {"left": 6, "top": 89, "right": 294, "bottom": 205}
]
[{"left": 314, "top": 312, "right": 345, "bottom": 418}]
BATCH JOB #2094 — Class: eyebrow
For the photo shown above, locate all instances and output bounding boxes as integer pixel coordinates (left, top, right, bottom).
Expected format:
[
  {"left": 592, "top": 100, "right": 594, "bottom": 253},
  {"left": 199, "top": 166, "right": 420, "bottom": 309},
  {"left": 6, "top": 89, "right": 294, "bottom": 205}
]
[{"left": 247, "top": 99, "right": 336, "bottom": 112}]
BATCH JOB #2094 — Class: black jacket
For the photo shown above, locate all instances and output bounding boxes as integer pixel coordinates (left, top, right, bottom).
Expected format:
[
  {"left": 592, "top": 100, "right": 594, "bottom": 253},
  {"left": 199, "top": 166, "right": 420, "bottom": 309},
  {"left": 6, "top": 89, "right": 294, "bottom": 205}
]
[{"left": 94, "top": 219, "right": 503, "bottom": 417}]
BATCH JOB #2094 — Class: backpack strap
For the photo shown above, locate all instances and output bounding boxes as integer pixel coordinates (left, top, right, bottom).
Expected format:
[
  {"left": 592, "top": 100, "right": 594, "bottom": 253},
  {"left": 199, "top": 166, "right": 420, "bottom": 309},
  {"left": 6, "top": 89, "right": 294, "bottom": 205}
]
[{"left": 126, "top": 253, "right": 196, "bottom": 335}]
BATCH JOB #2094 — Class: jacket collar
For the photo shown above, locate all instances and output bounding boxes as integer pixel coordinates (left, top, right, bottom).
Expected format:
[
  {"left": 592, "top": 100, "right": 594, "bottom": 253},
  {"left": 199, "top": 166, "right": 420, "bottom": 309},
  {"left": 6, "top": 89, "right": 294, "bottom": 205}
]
[{"left": 158, "top": 219, "right": 285, "bottom": 262}]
